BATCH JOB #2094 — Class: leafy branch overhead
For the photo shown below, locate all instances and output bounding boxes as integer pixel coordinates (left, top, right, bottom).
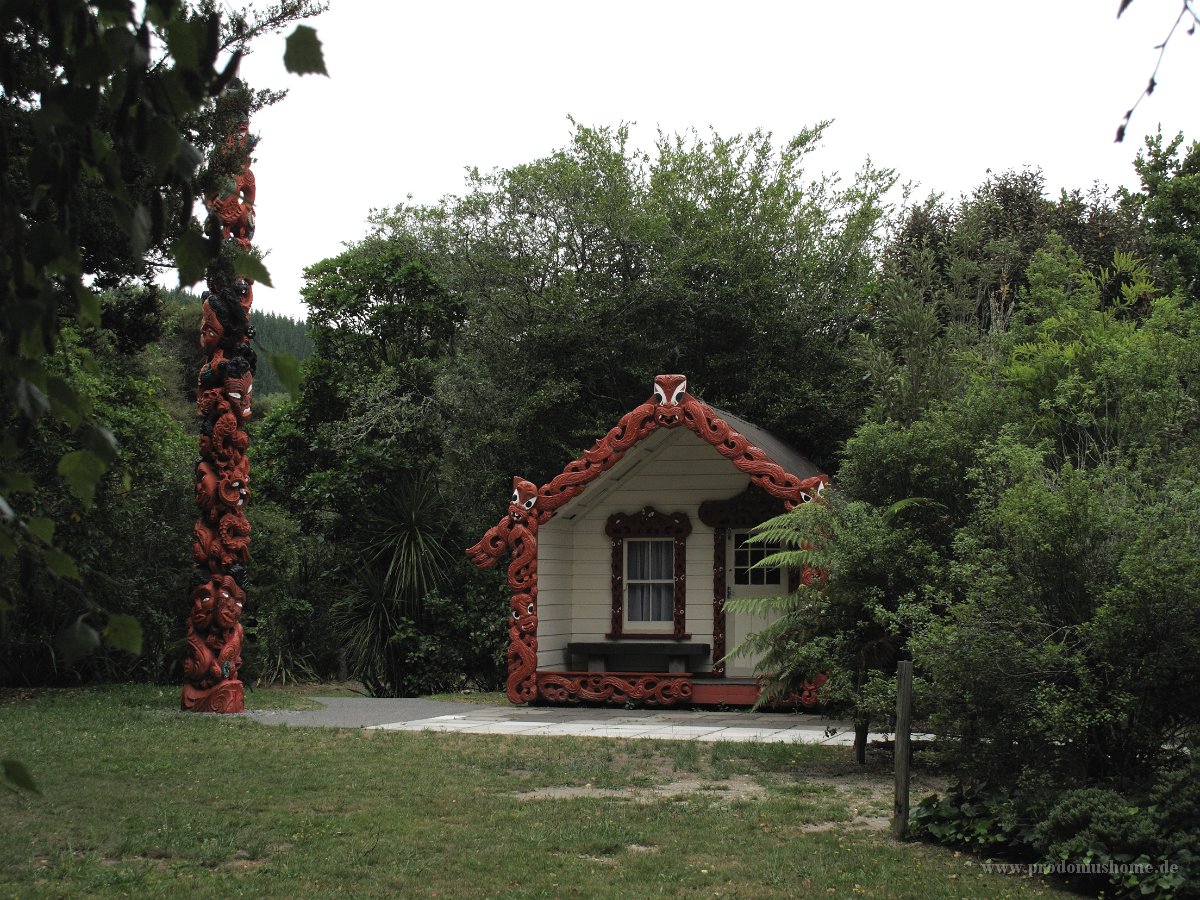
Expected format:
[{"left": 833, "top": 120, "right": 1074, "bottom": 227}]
[
  {"left": 0, "top": 0, "right": 324, "bottom": 696},
  {"left": 1115, "top": 0, "right": 1199, "bottom": 141}
]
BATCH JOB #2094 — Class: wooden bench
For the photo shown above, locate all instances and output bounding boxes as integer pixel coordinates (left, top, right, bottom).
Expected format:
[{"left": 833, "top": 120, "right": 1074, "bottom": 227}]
[{"left": 566, "top": 641, "right": 712, "bottom": 674}]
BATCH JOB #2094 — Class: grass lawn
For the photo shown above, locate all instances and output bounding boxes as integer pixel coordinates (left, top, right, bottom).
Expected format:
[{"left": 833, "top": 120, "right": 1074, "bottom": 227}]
[{"left": 0, "top": 686, "right": 1069, "bottom": 898}]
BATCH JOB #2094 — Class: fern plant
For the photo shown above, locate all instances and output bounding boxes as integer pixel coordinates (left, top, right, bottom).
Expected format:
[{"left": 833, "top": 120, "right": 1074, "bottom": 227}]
[{"left": 726, "top": 489, "right": 943, "bottom": 761}]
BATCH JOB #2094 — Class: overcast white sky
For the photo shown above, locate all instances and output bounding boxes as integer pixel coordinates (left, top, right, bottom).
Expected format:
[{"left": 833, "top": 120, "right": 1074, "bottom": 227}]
[{"left": 232, "top": 1, "right": 1199, "bottom": 321}]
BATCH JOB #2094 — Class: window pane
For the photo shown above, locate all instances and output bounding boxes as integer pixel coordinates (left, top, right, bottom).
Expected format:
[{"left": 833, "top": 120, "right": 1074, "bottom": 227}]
[
  {"left": 651, "top": 583, "right": 673, "bottom": 621},
  {"left": 650, "top": 540, "right": 673, "bottom": 578},
  {"left": 627, "top": 539, "right": 673, "bottom": 580},
  {"left": 627, "top": 541, "right": 649, "bottom": 580},
  {"left": 628, "top": 583, "right": 650, "bottom": 621}
]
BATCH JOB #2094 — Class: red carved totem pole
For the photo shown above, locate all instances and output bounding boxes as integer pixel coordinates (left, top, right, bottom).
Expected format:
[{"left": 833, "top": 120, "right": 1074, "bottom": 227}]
[{"left": 181, "top": 85, "right": 258, "bottom": 713}]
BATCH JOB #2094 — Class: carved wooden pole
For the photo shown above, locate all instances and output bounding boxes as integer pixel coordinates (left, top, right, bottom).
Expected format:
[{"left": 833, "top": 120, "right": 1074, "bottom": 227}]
[{"left": 181, "top": 84, "right": 257, "bottom": 713}]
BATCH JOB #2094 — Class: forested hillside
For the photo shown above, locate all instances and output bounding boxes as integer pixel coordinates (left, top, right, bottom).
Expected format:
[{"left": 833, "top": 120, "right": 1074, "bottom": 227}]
[{"left": 250, "top": 310, "right": 314, "bottom": 396}]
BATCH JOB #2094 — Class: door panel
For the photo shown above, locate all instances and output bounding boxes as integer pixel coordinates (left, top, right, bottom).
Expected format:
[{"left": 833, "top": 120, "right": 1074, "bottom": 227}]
[{"left": 724, "top": 531, "right": 786, "bottom": 677}]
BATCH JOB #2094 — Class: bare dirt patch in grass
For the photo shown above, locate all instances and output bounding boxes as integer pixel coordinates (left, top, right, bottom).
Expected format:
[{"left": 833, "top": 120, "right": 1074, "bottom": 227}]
[{"left": 515, "top": 773, "right": 768, "bottom": 804}]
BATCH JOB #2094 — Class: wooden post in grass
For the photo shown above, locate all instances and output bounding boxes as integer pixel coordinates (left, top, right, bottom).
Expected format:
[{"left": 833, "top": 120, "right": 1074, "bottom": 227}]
[{"left": 893, "top": 660, "right": 913, "bottom": 840}]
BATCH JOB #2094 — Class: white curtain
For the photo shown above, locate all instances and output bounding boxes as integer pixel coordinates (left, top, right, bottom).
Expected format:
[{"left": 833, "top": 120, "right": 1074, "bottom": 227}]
[{"left": 627, "top": 540, "right": 674, "bottom": 622}]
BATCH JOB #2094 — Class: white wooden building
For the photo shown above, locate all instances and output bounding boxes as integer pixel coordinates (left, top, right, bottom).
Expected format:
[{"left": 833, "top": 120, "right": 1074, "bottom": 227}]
[{"left": 467, "top": 374, "right": 828, "bottom": 707}]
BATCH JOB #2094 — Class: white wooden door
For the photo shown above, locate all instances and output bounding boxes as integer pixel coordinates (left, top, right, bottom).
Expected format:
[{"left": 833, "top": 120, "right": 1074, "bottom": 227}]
[{"left": 724, "top": 530, "right": 787, "bottom": 677}]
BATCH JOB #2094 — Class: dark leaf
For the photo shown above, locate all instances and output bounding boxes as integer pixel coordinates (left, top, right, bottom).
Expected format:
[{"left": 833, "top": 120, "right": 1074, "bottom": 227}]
[
  {"left": 25, "top": 517, "right": 54, "bottom": 544},
  {"left": 54, "top": 618, "right": 101, "bottom": 666},
  {"left": 1116, "top": 124, "right": 1127, "bottom": 143},
  {"left": 78, "top": 288, "right": 102, "bottom": 328},
  {"left": 283, "top": 25, "right": 328, "bottom": 77},
  {"left": 234, "top": 251, "right": 273, "bottom": 287},
  {"left": 213, "top": 49, "right": 243, "bottom": 95},
  {"left": 173, "top": 230, "right": 211, "bottom": 287},
  {"left": 105, "top": 614, "right": 143, "bottom": 656},
  {"left": 145, "top": 116, "right": 181, "bottom": 173},
  {"left": 57, "top": 449, "right": 108, "bottom": 508},
  {"left": 79, "top": 424, "right": 119, "bottom": 464},
  {"left": 2, "top": 760, "right": 40, "bottom": 795},
  {"left": 1147, "top": 77, "right": 1156, "bottom": 95},
  {"left": 44, "top": 548, "right": 80, "bottom": 580},
  {"left": 269, "top": 352, "right": 303, "bottom": 398},
  {"left": 46, "top": 376, "right": 83, "bottom": 428},
  {"left": 130, "top": 203, "right": 152, "bottom": 257},
  {"left": 15, "top": 380, "right": 50, "bottom": 420},
  {"left": 1117, "top": 0, "right": 1134, "bottom": 17},
  {"left": 0, "top": 471, "right": 34, "bottom": 494},
  {"left": 177, "top": 141, "right": 203, "bottom": 176}
]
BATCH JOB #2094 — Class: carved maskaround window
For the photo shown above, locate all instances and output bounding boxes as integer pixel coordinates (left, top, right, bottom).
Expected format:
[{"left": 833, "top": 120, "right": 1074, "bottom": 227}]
[{"left": 605, "top": 507, "right": 691, "bottom": 637}]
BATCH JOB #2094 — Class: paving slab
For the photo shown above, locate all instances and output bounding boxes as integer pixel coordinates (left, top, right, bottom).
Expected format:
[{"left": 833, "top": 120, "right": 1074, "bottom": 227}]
[{"left": 249, "top": 696, "right": 893, "bottom": 745}]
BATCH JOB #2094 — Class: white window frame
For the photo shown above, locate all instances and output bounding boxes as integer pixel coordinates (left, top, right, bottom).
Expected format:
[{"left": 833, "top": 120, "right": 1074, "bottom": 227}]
[
  {"left": 731, "top": 531, "right": 781, "bottom": 587},
  {"left": 623, "top": 538, "right": 676, "bottom": 631}
]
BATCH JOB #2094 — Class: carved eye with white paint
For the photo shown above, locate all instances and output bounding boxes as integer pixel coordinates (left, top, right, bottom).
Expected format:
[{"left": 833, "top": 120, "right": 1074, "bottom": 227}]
[
  {"left": 511, "top": 489, "right": 520, "bottom": 504},
  {"left": 229, "top": 392, "right": 242, "bottom": 400},
  {"left": 523, "top": 496, "right": 536, "bottom": 510},
  {"left": 670, "top": 380, "right": 687, "bottom": 404},
  {"left": 512, "top": 609, "right": 520, "bottom": 620},
  {"left": 526, "top": 603, "right": 535, "bottom": 616},
  {"left": 653, "top": 384, "right": 667, "bottom": 405}
]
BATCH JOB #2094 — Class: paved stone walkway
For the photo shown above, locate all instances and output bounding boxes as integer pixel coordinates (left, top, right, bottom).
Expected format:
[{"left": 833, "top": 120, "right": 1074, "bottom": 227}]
[{"left": 249, "top": 697, "right": 894, "bottom": 745}]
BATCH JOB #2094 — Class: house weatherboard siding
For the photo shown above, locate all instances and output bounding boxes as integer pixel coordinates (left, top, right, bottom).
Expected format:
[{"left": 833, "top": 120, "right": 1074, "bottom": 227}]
[
  {"left": 534, "top": 519, "right": 572, "bottom": 671},
  {"left": 543, "top": 427, "right": 744, "bottom": 672}
]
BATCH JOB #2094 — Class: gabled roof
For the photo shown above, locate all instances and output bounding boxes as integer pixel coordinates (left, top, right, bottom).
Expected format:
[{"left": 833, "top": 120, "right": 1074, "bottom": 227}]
[
  {"left": 533, "top": 374, "right": 826, "bottom": 522},
  {"left": 709, "top": 405, "right": 822, "bottom": 484}
]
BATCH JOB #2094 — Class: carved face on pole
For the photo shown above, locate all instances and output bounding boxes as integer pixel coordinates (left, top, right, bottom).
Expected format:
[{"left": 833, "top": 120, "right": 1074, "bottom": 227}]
[
  {"left": 200, "top": 297, "right": 224, "bottom": 353},
  {"left": 223, "top": 370, "right": 253, "bottom": 422},
  {"left": 214, "top": 578, "right": 245, "bottom": 630},
  {"left": 508, "top": 476, "right": 539, "bottom": 525},
  {"left": 190, "top": 582, "right": 216, "bottom": 631},
  {"left": 511, "top": 597, "right": 537, "bottom": 635},
  {"left": 652, "top": 374, "right": 689, "bottom": 426}
]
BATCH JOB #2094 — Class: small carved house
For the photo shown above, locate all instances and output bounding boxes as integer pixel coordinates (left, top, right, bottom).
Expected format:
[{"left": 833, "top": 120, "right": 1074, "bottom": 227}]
[{"left": 467, "top": 374, "right": 828, "bottom": 707}]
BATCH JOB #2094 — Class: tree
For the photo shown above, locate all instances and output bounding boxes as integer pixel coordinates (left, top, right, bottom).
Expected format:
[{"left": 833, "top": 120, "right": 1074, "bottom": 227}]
[
  {"left": 370, "top": 121, "right": 895, "bottom": 535},
  {"left": 1129, "top": 130, "right": 1200, "bottom": 302},
  {"left": 1, "top": 0, "right": 325, "bottom": 588},
  {"left": 0, "top": 0, "right": 325, "bottom": 788}
]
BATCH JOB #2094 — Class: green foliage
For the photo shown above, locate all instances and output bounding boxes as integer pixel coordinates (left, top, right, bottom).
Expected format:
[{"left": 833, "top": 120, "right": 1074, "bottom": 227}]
[
  {"left": 0, "top": 325, "right": 195, "bottom": 684},
  {"left": 0, "top": 0, "right": 325, "bottom": 686},
  {"left": 330, "top": 470, "right": 470, "bottom": 697},
  {"left": 911, "top": 783, "right": 1037, "bottom": 853},
  {"left": 371, "top": 121, "right": 894, "bottom": 519},
  {"left": 913, "top": 761, "right": 1199, "bottom": 897},
  {"left": 240, "top": 500, "right": 316, "bottom": 685},
  {"left": 727, "top": 489, "right": 944, "bottom": 759},
  {"left": 1130, "top": 130, "right": 1200, "bottom": 303},
  {"left": 249, "top": 309, "right": 313, "bottom": 396}
]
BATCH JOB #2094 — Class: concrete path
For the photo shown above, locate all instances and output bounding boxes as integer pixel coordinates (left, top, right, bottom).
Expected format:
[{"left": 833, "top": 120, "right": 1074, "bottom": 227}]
[{"left": 249, "top": 697, "right": 892, "bottom": 745}]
